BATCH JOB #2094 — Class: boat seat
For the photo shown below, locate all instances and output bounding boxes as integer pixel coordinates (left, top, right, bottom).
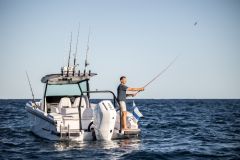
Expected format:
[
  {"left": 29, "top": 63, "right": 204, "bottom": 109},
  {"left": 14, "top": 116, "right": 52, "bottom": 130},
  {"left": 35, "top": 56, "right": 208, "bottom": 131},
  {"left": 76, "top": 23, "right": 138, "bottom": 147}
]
[
  {"left": 59, "top": 96, "right": 93, "bottom": 130},
  {"left": 61, "top": 107, "right": 78, "bottom": 115},
  {"left": 61, "top": 108, "right": 93, "bottom": 119},
  {"left": 57, "top": 97, "right": 72, "bottom": 113},
  {"left": 72, "top": 96, "right": 89, "bottom": 108},
  {"left": 49, "top": 103, "right": 58, "bottom": 113},
  {"left": 61, "top": 96, "right": 90, "bottom": 115},
  {"left": 50, "top": 106, "right": 58, "bottom": 113}
]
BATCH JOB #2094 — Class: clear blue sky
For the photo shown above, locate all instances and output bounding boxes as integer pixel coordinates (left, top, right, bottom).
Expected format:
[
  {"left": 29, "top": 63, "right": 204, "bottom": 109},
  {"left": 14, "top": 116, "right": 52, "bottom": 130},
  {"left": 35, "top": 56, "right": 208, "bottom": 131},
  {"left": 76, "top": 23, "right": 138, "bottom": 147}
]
[{"left": 0, "top": 0, "right": 240, "bottom": 99}]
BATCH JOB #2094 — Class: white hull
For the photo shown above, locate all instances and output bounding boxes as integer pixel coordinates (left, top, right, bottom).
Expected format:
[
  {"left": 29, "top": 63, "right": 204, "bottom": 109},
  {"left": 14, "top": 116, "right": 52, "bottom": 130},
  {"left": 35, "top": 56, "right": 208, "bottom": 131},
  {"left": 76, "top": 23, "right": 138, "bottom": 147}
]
[
  {"left": 26, "top": 100, "right": 140, "bottom": 141},
  {"left": 26, "top": 105, "right": 94, "bottom": 141}
]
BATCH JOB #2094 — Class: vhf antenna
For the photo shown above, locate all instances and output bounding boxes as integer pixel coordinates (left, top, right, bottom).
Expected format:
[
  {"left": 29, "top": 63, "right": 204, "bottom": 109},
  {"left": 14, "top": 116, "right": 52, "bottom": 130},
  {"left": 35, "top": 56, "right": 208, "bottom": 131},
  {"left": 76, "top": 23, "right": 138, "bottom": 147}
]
[
  {"left": 74, "top": 23, "right": 80, "bottom": 67},
  {"left": 67, "top": 32, "right": 72, "bottom": 76},
  {"left": 84, "top": 26, "right": 91, "bottom": 73}
]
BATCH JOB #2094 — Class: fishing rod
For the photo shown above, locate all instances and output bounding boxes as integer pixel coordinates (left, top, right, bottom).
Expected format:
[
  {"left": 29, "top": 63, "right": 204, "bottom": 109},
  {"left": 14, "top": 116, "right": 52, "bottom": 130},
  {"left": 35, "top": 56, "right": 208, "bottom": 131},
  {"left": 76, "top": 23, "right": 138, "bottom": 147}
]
[
  {"left": 26, "top": 71, "right": 38, "bottom": 107},
  {"left": 67, "top": 32, "right": 73, "bottom": 67},
  {"left": 74, "top": 23, "right": 80, "bottom": 67},
  {"left": 84, "top": 27, "right": 91, "bottom": 73},
  {"left": 67, "top": 32, "right": 73, "bottom": 76},
  {"left": 135, "top": 54, "right": 180, "bottom": 95}
]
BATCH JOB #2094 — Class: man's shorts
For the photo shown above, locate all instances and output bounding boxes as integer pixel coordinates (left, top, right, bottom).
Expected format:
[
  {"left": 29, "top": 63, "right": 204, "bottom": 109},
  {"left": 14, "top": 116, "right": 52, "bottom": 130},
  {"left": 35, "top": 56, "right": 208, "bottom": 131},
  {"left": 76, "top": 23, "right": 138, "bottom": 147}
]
[{"left": 119, "top": 101, "right": 127, "bottom": 112}]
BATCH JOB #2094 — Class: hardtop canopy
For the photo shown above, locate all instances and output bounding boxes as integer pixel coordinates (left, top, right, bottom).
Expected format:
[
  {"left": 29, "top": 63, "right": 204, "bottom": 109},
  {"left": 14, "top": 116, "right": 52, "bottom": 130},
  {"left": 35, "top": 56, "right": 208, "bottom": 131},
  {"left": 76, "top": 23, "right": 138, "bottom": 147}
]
[{"left": 41, "top": 73, "right": 97, "bottom": 85}]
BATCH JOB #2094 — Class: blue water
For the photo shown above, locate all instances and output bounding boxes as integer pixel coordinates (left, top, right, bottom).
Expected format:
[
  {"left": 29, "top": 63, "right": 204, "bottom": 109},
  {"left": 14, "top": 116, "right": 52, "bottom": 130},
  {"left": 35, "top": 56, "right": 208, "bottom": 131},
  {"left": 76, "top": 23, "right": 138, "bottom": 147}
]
[{"left": 0, "top": 99, "right": 240, "bottom": 160}]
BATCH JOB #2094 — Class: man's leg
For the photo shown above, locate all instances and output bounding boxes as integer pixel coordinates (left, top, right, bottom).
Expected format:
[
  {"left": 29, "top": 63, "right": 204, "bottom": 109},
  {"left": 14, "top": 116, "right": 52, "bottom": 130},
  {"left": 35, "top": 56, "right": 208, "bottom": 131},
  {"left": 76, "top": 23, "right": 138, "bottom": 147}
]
[
  {"left": 122, "top": 111, "right": 127, "bottom": 130},
  {"left": 120, "top": 101, "right": 128, "bottom": 130}
]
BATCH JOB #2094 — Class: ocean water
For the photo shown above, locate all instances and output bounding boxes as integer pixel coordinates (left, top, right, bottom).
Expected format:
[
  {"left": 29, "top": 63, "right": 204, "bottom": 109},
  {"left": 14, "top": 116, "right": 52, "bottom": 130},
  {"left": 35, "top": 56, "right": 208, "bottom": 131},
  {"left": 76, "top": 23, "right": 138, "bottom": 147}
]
[{"left": 0, "top": 99, "right": 240, "bottom": 160}]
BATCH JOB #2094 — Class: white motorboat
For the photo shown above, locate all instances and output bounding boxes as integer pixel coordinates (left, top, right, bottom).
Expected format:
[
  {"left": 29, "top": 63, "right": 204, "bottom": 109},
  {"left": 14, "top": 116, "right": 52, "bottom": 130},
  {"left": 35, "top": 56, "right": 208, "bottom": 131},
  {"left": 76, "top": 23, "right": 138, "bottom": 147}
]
[{"left": 25, "top": 65, "right": 141, "bottom": 141}]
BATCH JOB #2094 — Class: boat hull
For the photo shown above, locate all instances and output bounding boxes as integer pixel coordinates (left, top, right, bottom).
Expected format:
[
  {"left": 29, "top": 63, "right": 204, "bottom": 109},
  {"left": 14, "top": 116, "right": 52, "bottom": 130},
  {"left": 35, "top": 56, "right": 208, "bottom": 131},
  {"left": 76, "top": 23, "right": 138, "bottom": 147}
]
[{"left": 26, "top": 103, "right": 140, "bottom": 141}]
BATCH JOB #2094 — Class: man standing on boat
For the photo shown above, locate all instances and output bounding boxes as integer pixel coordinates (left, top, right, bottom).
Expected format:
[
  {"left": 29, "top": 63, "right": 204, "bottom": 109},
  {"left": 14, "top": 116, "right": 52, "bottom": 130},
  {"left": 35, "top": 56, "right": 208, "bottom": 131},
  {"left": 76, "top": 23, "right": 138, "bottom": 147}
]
[{"left": 117, "top": 76, "right": 144, "bottom": 130}]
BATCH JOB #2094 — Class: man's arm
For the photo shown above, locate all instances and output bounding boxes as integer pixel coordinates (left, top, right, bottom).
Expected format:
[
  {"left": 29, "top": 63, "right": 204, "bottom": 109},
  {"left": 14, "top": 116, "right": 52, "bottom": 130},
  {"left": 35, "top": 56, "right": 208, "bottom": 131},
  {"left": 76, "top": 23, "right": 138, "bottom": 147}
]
[{"left": 127, "top": 87, "right": 144, "bottom": 91}]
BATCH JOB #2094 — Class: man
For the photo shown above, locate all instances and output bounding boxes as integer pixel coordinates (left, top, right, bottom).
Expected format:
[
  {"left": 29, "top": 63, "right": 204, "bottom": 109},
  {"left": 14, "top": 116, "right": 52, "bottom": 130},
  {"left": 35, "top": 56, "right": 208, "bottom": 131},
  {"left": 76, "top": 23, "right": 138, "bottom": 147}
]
[{"left": 117, "top": 76, "right": 144, "bottom": 130}]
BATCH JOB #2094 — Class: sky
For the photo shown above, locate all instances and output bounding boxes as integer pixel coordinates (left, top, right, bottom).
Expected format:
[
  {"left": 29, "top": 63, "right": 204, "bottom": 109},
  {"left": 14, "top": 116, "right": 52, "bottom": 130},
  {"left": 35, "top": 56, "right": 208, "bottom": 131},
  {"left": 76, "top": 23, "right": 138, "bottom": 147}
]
[{"left": 0, "top": 0, "right": 240, "bottom": 99}]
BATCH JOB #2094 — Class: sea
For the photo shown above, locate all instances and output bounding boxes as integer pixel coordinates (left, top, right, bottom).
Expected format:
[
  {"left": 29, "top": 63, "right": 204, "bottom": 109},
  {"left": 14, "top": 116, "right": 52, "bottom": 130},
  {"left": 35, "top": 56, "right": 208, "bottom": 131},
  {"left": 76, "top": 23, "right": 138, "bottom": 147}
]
[{"left": 0, "top": 99, "right": 240, "bottom": 160}]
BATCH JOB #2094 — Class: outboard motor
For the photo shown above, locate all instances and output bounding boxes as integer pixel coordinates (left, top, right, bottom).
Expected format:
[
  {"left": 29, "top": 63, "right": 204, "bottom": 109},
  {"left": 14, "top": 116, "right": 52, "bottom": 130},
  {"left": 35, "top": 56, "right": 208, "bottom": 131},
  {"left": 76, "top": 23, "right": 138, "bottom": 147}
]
[{"left": 93, "top": 100, "right": 116, "bottom": 140}]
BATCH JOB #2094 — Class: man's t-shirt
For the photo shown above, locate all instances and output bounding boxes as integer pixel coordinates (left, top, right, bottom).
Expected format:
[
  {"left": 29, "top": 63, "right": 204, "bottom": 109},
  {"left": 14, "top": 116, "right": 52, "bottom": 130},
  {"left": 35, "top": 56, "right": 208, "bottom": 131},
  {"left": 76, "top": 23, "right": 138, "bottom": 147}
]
[{"left": 117, "top": 84, "right": 128, "bottom": 102}]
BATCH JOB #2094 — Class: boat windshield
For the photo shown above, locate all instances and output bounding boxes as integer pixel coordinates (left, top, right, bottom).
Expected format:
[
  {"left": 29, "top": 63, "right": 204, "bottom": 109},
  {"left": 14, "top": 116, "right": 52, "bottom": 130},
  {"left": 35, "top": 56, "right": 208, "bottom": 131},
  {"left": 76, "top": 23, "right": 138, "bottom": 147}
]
[{"left": 46, "top": 81, "right": 87, "bottom": 96}]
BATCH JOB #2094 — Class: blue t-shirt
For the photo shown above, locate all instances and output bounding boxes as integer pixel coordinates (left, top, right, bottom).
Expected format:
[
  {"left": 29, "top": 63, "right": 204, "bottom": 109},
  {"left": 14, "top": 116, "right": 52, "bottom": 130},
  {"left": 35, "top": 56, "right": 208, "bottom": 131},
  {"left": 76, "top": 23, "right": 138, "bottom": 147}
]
[{"left": 117, "top": 84, "right": 128, "bottom": 102}]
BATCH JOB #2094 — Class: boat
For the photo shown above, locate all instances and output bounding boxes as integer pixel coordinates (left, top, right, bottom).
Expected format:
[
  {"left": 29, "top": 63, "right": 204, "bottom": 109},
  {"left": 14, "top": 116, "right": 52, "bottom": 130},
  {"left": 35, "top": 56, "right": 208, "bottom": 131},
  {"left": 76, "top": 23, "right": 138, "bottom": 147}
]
[{"left": 25, "top": 64, "right": 141, "bottom": 141}]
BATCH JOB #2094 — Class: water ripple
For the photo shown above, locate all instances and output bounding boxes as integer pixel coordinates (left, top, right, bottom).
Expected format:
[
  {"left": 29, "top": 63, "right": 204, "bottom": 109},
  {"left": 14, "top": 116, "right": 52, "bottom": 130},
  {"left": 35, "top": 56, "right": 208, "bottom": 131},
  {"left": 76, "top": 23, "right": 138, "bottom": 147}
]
[{"left": 0, "top": 99, "right": 240, "bottom": 159}]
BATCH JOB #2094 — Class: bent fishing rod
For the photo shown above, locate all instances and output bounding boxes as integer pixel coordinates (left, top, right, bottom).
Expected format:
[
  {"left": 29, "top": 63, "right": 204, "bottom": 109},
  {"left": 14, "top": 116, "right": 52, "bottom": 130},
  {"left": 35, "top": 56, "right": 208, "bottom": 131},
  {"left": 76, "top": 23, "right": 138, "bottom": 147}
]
[{"left": 135, "top": 54, "right": 180, "bottom": 96}]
